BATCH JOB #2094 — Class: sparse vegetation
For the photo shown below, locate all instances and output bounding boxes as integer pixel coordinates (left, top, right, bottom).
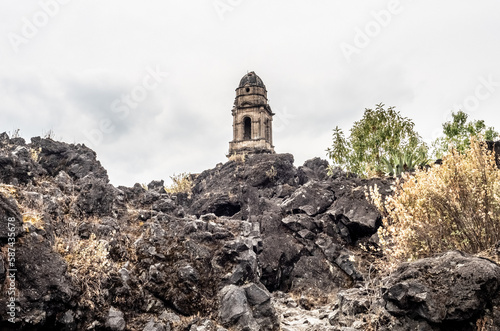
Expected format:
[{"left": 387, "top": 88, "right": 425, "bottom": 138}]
[
  {"left": 8, "top": 129, "right": 21, "bottom": 138},
  {"left": 43, "top": 129, "right": 55, "bottom": 140},
  {"left": 266, "top": 165, "right": 277, "bottom": 182},
  {"left": 164, "top": 172, "right": 193, "bottom": 196},
  {"left": 22, "top": 211, "right": 45, "bottom": 230},
  {"left": 370, "top": 137, "right": 500, "bottom": 264},
  {"left": 30, "top": 147, "right": 41, "bottom": 162},
  {"left": 228, "top": 153, "right": 246, "bottom": 163},
  {"left": 0, "top": 184, "right": 17, "bottom": 199},
  {"left": 327, "top": 103, "right": 428, "bottom": 177},
  {"left": 55, "top": 231, "right": 116, "bottom": 310}
]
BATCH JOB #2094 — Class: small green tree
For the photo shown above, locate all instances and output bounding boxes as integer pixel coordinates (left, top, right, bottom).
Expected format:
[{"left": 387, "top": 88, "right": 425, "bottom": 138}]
[
  {"left": 326, "top": 126, "right": 349, "bottom": 169},
  {"left": 327, "top": 103, "right": 428, "bottom": 176},
  {"left": 432, "top": 110, "right": 498, "bottom": 159}
]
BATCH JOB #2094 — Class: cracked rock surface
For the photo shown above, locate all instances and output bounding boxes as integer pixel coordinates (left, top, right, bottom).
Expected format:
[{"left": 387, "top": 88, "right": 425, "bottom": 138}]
[{"left": 0, "top": 133, "right": 499, "bottom": 331}]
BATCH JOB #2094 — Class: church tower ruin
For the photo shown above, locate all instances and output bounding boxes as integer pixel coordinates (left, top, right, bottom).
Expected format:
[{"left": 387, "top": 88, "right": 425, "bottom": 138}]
[{"left": 228, "top": 71, "right": 275, "bottom": 156}]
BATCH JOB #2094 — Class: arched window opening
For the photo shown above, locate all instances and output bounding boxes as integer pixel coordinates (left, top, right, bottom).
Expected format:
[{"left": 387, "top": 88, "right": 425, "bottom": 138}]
[{"left": 243, "top": 117, "right": 252, "bottom": 140}]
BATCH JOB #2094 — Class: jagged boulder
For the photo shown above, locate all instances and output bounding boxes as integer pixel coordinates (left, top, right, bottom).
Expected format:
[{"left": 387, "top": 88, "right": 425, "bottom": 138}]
[
  {"left": 383, "top": 251, "right": 500, "bottom": 328},
  {"left": 0, "top": 193, "right": 23, "bottom": 239},
  {"left": 138, "top": 232, "right": 222, "bottom": 316},
  {"left": 297, "top": 157, "right": 330, "bottom": 184},
  {"left": 281, "top": 180, "right": 335, "bottom": 216},
  {"left": 106, "top": 307, "right": 126, "bottom": 331},
  {"left": 327, "top": 192, "right": 381, "bottom": 241},
  {"left": 281, "top": 214, "right": 317, "bottom": 233},
  {"left": 0, "top": 133, "right": 110, "bottom": 185},
  {"left": 218, "top": 283, "right": 279, "bottom": 331},
  {"left": 0, "top": 134, "right": 46, "bottom": 185},
  {"left": 288, "top": 254, "right": 352, "bottom": 294},
  {"left": 72, "top": 177, "right": 119, "bottom": 217},
  {"left": 242, "top": 153, "right": 297, "bottom": 188},
  {"left": 0, "top": 232, "right": 74, "bottom": 327},
  {"left": 31, "top": 137, "right": 108, "bottom": 181},
  {"left": 259, "top": 232, "right": 305, "bottom": 292},
  {"left": 188, "top": 153, "right": 298, "bottom": 218}
]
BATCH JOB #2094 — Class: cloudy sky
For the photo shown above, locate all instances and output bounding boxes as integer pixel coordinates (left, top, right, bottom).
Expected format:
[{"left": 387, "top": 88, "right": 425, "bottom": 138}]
[{"left": 1, "top": 1, "right": 500, "bottom": 186}]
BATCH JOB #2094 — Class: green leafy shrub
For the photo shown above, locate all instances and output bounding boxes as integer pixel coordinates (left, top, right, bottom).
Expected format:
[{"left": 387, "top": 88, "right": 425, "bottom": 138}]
[
  {"left": 327, "top": 103, "right": 428, "bottom": 177},
  {"left": 432, "top": 110, "right": 498, "bottom": 159},
  {"left": 370, "top": 137, "right": 500, "bottom": 265}
]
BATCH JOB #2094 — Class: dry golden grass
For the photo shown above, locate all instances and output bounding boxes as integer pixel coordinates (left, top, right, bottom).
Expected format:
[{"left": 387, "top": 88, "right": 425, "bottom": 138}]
[
  {"left": 228, "top": 153, "right": 246, "bottom": 163},
  {"left": 0, "top": 185, "right": 45, "bottom": 232},
  {"left": 55, "top": 232, "right": 115, "bottom": 310},
  {"left": 0, "top": 184, "right": 17, "bottom": 199},
  {"left": 265, "top": 165, "right": 277, "bottom": 181},
  {"left": 164, "top": 172, "right": 193, "bottom": 196},
  {"left": 29, "top": 147, "right": 41, "bottom": 162},
  {"left": 22, "top": 211, "right": 45, "bottom": 230}
]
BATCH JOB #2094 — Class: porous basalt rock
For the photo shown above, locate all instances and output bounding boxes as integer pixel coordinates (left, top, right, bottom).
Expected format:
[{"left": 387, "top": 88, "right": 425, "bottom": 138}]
[
  {"left": 1, "top": 133, "right": 499, "bottom": 330},
  {"left": 382, "top": 251, "right": 500, "bottom": 326}
]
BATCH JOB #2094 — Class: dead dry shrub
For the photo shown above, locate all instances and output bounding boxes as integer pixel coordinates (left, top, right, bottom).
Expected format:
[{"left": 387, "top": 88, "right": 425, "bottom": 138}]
[
  {"left": 0, "top": 184, "right": 17, "bottom": 199},
  {"left": 55, "top": 232, "right": 115, "bottom": 310},
  {"left": 228, "top": 153, "right": 246, "bottom": 163},
  {"left": 164, "top": 172, "right": 193, "bottom": 196},
  {"left": 22, "top": 211, "right": 45, "bottom": 230},
  {"left": 370, "top": 137, "right": 500, "bottom": 265}
]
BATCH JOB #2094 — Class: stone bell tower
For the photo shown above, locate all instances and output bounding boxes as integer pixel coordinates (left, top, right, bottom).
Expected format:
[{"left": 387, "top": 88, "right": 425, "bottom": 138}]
[{"left": 228, "top": 71, "right": 275, "bottom": 156}]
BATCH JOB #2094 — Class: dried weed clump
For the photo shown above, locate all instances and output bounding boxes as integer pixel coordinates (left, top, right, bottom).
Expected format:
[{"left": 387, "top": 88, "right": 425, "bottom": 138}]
[
  {"left": 228, "top": 153, "right": 246, "bottom": 163},
  {"left": 55, "top": 232, "right": 115, "bottom": 310},
  {"left": 370, "top": 137, "right": 500, "bottom": 265},
  {"left": 164, "top": 172, "right": 193, "bottom": 196},
  {"left": 0, "top": 184, "right": 17, "bottom": 199},
  {"left": 22, "top": 211, "right": 45, "bottom": 230}
]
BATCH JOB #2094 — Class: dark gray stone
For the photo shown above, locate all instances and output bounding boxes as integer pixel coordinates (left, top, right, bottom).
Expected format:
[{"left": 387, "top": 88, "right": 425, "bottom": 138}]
[
  {"left": 219, "top": 285, "right": 249, "bottom": 325},
  {"left": 106, "top": 307, "right": 126, "bottom": 331},
  {"left": 383, "top": 251, "right": 500, "bottom": 325},
  {"left": 31, "top": 136, "right": 108, "bottom": 181},
  {"left": 0, "top": 193, "right": 23, "bottom": 239},
  {"left": 328, "top": 194, "right": 381, "bottom": 241},
  {"left": 243, "top": 283, "right": 271, "bottom": 306},
  {"left": 297, "top": 229, "right": 315, "bottom": 240},
  {"left": 281, "top": 180, "right": 335, "bottom": 216},
  {"left": 143, "top": 320, "right": 168, "bottom": 331},
  {"left": 297, "top": 157, "right": 330, "bottom": 184}
]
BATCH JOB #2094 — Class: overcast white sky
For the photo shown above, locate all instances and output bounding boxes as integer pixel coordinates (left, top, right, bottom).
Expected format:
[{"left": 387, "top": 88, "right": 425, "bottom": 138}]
[{"left": 1, "top": 0, "right": 500, "bottom": 186}]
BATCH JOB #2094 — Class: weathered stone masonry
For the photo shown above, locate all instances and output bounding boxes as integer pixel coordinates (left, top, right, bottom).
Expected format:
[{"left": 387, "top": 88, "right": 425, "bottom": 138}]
[{"left": 228, "top": 71, "right": 275, "bottom": 156}]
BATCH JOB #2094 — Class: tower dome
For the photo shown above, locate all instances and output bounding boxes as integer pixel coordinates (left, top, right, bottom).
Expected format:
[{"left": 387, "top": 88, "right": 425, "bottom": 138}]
[
  {"left": 239, "top": 71, "right": 266, "bottom": 89},
  {"left": 228, "top": 72, "right": 275, "bottom": 156}
]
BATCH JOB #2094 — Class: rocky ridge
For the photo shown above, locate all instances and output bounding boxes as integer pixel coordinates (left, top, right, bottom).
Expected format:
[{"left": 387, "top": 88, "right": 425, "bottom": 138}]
[{"left": 0, "top": 133, "right": 499, "bottom": 330}]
